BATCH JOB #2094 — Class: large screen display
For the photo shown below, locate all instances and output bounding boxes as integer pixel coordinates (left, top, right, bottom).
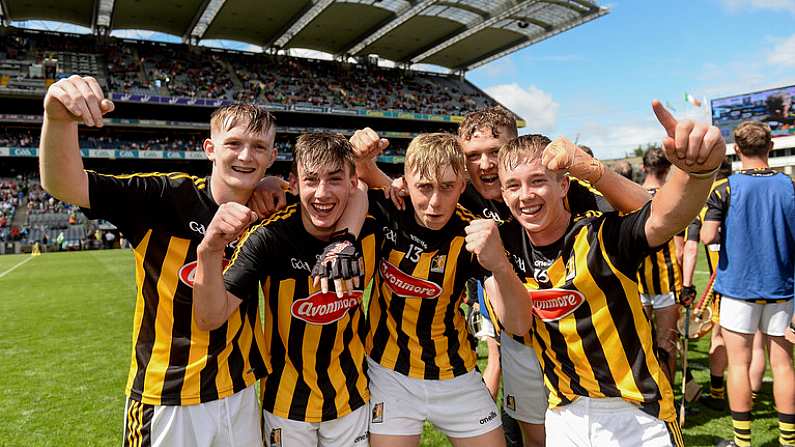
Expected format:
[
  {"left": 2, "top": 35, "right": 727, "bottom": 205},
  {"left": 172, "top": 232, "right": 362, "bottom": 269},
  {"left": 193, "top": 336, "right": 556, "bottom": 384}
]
[{"left": 711, "top": 85, "right": 795, "bottom": 143}]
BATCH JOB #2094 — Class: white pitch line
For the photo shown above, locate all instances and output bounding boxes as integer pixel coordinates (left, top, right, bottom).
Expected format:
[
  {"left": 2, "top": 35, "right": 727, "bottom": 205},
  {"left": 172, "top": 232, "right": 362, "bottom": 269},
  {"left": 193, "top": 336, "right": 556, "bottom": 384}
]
[
  {"left": 0, "top": 256, "right": 34, "bottom": 279},
  {"left": 695, "top": 270, "right": 710, "bottom": 275}
]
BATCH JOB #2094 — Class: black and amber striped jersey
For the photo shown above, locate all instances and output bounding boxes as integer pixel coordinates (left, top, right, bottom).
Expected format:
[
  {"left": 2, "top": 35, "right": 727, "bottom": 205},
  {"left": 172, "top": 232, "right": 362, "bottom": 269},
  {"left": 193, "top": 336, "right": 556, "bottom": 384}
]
[
  {"left": 81, "top": 171, "right": 268, "bottom": 406},
  {"left": 366, "top": 191, "right": 481, "bottom": 380},
  {"left": 459, "top": 183, "right": 511, "bottom": 221},
  {"left": 496, "top": 179, "right": 614, "bottom": 347},
  {"left": 637, "top": 188, "right": 682, "bottom": 297},
  {"left": 223, "top": 205, "right": 378, "bottom": 422},
  {"left": 499, "top": 203, "right": 676, "bottom": 422}
]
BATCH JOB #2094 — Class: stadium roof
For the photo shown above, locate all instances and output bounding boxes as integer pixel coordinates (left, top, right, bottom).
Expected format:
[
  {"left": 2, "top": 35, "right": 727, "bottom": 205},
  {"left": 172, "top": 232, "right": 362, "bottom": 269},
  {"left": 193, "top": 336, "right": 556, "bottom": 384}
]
[{"left": 1, "top": 0, "right": 607, "bottom": 70}]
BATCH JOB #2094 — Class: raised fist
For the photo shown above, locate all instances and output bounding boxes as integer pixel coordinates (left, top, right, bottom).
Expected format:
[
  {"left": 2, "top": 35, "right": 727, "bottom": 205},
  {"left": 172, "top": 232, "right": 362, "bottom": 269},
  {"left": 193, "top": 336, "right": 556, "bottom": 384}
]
[
  {"left": 200, "top": 203, "right": 258, "bottom": 253},
  {"left": 44, "top": 75, "right": 114, "bottom": 127},
  {"left": 350, "top": 127, "right": 389, "bottom": 162}
]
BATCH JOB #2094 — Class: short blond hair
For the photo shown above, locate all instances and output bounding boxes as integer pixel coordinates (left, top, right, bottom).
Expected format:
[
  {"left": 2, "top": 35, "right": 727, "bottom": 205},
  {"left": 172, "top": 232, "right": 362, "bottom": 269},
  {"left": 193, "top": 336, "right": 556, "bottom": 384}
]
[
  {"left": 498, "top": 134, "right": 551, "bottom": 172},
  {"left": 209, "top": 104, "right": 275, "bottom": 137},
  {"left": 733, "top": 121, "right": 772, "bottom": 157},
  {"left": 405, "top": 133, "right": 465, "bottom": 180}
]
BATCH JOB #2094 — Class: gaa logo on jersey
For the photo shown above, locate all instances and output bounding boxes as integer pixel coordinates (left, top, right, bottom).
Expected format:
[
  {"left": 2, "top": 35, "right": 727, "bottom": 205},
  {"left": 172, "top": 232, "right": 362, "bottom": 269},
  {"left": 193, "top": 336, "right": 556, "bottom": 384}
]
[
  {"left": 379, "top": 260, "right": 442, "bottom": 298},
  {"left": 178, "top": 259, "right": 230, "bottom": 288},
  {"left": 291, "top": 290, "right": 363, "bottom": 325},
  {"left": 530, "top": 288, "right": 585, "bottom": 321}
]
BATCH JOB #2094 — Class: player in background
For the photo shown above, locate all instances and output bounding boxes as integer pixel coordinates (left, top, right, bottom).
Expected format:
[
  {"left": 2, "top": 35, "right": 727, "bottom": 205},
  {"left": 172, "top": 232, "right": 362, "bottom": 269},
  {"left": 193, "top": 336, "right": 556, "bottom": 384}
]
[
  {"left": 636, "top": 146, "right": 685, "bottom": 386},
  {"left": 701, "top": 121, "right": 794, "bottom": 447},
  {"left": 681, "top": 158, "right": 731, "bottom": 411}
]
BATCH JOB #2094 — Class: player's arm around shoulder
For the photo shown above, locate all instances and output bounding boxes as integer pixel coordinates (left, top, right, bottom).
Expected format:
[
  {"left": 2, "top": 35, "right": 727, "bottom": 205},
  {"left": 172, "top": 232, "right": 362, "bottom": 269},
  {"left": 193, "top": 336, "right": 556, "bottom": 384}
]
[
  {"left": 543, "top": 137, "right": 651, "bottom": 212},
  {"left": 194, "top": 202, "right": 258, "bottom": 331},
  {"left": 644, "top": 100, "right": 726, "bottom": 248},
  {"left": 39, "top": 75, "right": 114, "bottom": 208}
]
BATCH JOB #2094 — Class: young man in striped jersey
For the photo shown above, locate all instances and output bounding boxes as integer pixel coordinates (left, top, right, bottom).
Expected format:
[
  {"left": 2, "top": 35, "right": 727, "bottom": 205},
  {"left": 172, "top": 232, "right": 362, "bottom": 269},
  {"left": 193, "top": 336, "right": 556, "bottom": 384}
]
[
  {"left": 359, "top": 133, "right": 505, "bottom": 447},
  {"left": 701, "top": 121, "right": 794, "bottom": 447},
  {"left": 466, "top": 101, "right": 726, "bottom": 446},
  {"left": 681, "top": 159, "right": 732, "bottom": 412},
  {"left": 194, "top": 133, "right": 373, "bottom": 447},
  {"left": 38, "top": 75, "right": 360, "bottom": 446},
  {"left": 454, "top": 107, "right": 650, "bottom": 447}
]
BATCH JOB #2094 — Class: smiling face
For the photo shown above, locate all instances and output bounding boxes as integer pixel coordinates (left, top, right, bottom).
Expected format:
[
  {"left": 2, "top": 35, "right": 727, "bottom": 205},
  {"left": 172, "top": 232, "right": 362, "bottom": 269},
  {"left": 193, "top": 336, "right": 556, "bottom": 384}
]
[
  {"left": 460, "top": 127, "right": 511, "bottom": 201},
  {"left": 500, "top": 158, "right": 570, "bottom": 245},
  {"left": 297, "top": 161, "right": 357, "bottom": 238},
  {"left": 205, "top": 120, "right": 276, "bottom": 196}
]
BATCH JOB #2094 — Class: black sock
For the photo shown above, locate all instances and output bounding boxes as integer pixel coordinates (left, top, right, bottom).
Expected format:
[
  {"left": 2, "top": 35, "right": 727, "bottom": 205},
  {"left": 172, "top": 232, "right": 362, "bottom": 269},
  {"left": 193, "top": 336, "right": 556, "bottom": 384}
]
[{"left": 710, "top": 374, "right": 724, "bottom": 399}]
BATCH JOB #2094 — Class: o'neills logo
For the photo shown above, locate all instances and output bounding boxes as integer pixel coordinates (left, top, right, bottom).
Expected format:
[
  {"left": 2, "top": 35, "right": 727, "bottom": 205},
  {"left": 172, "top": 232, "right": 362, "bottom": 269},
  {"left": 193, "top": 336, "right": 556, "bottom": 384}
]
[
  {"left": 291, "top": 290, "right": 363, "bottom": 325},
  {"left": 178, "top": 259, "right": 230, "bottom": 288},
  {"left": 531, "top": 288, "right": 585, "bottom": 321},
  {"left": 379, "top": 261, "right": 442, "bottom": 298}
]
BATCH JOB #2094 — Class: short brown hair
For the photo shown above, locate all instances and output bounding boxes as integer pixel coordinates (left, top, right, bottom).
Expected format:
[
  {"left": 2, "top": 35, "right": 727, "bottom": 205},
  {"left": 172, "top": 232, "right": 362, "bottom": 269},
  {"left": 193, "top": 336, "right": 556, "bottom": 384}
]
[
  {"left": 405, "top": 133, "right": 465, "bottom": 180},
  {"left": 458, "top": 106, "right": 518, "bottom": 141},
  {"left": 210, "top": 104, "right": 276, "bottom": 136},
  {"left": 733, "top": 121, "right": 772, "bottom": 157},
  {"left": 642, "top": 146, "right": 671, "bottom": 178},
  {"left": 291, "top": 133, "right": 355, "bottom": 176},
  {"left": 498, "top": 134, "right": 551, "bottom": 172}
]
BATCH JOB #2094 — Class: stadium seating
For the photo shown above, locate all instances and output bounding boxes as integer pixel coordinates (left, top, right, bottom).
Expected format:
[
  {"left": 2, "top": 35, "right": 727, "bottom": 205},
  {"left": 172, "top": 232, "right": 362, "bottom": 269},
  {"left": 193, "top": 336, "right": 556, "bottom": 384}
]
[{"left": 0, "top": 30, "right": 497, "bottom": 116}]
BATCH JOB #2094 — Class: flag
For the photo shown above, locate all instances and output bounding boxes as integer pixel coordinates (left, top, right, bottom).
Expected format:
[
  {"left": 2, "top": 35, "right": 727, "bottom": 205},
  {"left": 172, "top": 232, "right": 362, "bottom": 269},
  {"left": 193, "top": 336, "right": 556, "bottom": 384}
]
[
  {"left": 684, "top": 92, "right": 702, "bottom": 107},
  {"left": 56, "top": 232, "right": 65, "bottom": 245}
]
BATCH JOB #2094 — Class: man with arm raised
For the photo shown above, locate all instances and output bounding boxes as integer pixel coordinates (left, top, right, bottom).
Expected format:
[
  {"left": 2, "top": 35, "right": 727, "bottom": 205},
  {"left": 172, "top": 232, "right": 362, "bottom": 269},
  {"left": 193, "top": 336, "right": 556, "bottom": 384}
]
[{"left": 465, "top": 101, "right": 726, "bottom": 446}]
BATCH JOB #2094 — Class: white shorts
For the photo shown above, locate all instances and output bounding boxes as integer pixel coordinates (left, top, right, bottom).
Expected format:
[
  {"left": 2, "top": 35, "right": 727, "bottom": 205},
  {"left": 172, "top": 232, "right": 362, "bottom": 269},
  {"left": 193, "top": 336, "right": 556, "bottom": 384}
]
[
  {"left": 122, "top": 385, "right": 262, "bottom": 447},
  {"left": 545, "top": 397, "right": 681, "bottom": 447},
  {"left": 640, "top": 291, "right": 677, "bottom": 310},
  {"left": 367, "top": 357, "right": 501, "bottom": 438},
  {"left": 719, "top": 296, "right": 794, "bottom": 336},
  {"left": 500, "top": 332, "right": 547, "bottom": 424},
  {"left": 263, "top": 404, "right": 369, "bottom": 447}
]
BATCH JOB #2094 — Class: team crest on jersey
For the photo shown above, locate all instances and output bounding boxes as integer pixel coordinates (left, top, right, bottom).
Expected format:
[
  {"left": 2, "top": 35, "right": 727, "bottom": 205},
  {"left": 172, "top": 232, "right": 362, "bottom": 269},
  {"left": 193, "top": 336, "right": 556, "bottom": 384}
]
[
  {"left": 505, "top": 395, "right": 516, "bottom": 412},
  {"left": 430, "top": 255, "right": 447, "bottom": 273},
  {"left": 291, "top": 290, "right": 362, "bottom": 325},
  {"left": 372, "top": 402, "right": 384, "bottom": 423},
  {"left": 530, "top": 288, "right": 585, "bottom": 321},
  {"left": 177, "top": 259, "right": 230, "bottom": 288},
  {"left": 379, "top": 260, "right": 442, "bottom": 298},
  {"left": 565, "top": 255, "right": 576, "bottom": 281},
  {"left": 269, "top": 428, "right": 282, "bottom": 447}
]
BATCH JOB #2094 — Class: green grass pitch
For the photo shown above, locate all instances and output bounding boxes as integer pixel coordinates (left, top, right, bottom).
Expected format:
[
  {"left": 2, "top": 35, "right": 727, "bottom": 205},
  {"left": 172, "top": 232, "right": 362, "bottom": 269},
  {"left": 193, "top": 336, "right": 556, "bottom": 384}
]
[{"left": 0, "top": 249, "right": 783, "bottom": 446}]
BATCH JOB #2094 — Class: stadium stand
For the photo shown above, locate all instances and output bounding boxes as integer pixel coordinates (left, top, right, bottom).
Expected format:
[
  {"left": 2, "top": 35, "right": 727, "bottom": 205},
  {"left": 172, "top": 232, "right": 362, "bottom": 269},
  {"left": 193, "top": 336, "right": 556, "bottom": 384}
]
[
  {"left": 0, "top": 0, "right": 608, "bottom": 258},
  {"left": 0, "top": 30, "right": 497, "bottom": 116}
]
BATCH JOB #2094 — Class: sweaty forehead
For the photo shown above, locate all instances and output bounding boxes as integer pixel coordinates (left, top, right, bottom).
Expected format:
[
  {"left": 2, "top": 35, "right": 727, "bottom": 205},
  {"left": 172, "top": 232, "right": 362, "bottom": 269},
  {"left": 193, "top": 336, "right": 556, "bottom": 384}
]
[
  {"left": 298, "top": 160, "right": 346, "bottom": 178},
  {"left": 409, "top": 164, "right": 462, "bottom": 184},
  {"left": 218, "top": 120, "right": 273, "bottom": 141}
]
